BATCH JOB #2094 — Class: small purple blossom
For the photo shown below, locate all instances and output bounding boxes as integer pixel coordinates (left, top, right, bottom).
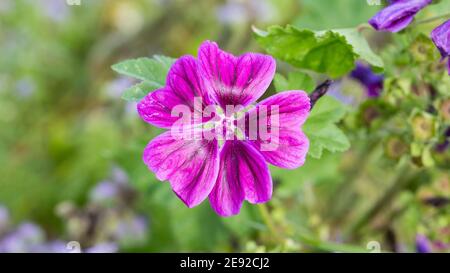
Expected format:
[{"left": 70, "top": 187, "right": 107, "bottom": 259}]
[
  {"left": 416, "top": 234, "right": 432, "bottom": 253},
  {"left": 369, "top": 0, "right": 432, "bottom": 32},
  {"left": 350, "top": 63, "right": 384, "bottom": 97},
  {"left": 115, "top": 216, "right": 148, "bottom": 246},
  {"left": 137, "top": 41, "right": 310, "bottom": 216},
  {"left": 90, "top": 181, "right": 120, "bottom": 203},
  {"left": 31, "top": 240, "right": 68, "bottom": 253},
  {"left": 0, "top": 222, "right": 44, "bottom": 253},
  {"left": 16, "top": 77, "right": 36, "bottom": 98},
  {"left": 431, "top": 19, "right": 450, "bottom": 75}
]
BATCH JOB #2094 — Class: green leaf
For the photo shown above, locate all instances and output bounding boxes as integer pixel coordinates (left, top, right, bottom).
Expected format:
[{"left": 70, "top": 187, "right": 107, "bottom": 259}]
[
  {"left": 254, "top": 25, "right": 356, "bottom": 78},
  {"left": 112, "top": 55, "right": 175, "bottom": 101},
  {"left": 121, "top": 82, "right": 160, "bottom": 102},
  {"left": 332, "top": 28, "right": 384, "bottom": 71},
  {"left": 274, "top": 72, "right": 315, "bottom": 93},
  {"left": 303, "top": 96, "right": 350, "bottom": 158},
  {"left": 253, "top": 25, "right": 383, "bottom": 78}
]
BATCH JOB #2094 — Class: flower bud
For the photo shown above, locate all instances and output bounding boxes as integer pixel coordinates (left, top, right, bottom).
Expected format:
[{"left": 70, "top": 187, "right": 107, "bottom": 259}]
[
  {"left": 431, "top": 19, "right": 450, "bottom": 75},
  {"left": 410, "top": 34, "right": 439, "bottom": 63},
  {"left": 410, "top": 111, "right": 437, "bottom": 141},
  {"left": 437, "top": 99, "right": 450, "bottom": 121},
  {"left": 385, "top": 136, "right": 408, "bottom": 159},
  {"left": 369, "top": 0, "right": 432, "bottom": 33}
]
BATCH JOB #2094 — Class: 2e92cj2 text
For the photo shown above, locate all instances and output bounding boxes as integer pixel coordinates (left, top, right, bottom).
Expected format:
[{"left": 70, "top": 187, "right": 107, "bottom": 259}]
[{"left": 180, "top": 257, "right": 270, "bottom": 271}]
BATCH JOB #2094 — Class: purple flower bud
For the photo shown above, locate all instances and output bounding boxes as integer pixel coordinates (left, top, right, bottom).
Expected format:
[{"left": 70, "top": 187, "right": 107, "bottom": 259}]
[
  {"left": 350, "top": 63, "right": 384, "bottom": 97},
  {"left": 416, "top": 234, "right": 432, "bottom": 253},
  {"left": 435, "top": 127, "right": 450, "bottom": 152},
  {"left": 369, "top": 0, "right": 432, "bottom": 32},
  {"left": 435, "top": 140, "right": 449, "bottom": 153},
  {"left": 431, "top": 19, "right": 450, "bottom": 75}
]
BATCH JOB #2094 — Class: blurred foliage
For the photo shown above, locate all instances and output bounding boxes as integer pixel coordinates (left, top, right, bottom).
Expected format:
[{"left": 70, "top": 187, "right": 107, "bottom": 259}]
[{"left": 0, "top": 0, "right": 449, "bottom": 253}]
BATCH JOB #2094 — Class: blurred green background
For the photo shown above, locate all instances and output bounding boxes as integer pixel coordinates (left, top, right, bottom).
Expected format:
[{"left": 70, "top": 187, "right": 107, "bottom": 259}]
[{"left": 0, "top": 0, "right": 448, "bottom": 253}]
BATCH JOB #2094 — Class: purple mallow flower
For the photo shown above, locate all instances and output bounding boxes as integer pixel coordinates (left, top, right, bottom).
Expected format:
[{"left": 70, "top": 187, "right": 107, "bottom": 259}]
[
  {"left": 431, "top": 19, "right": 450, "bottom": 75},
  {"left": 137, "top": 41, "right": 310, "bottom": 216},
  {"left": 369, "top": 0, "right": 432, "bottom": 32},
  {"left": 350, "top": 63, "right": 384, "bottom": 97}
]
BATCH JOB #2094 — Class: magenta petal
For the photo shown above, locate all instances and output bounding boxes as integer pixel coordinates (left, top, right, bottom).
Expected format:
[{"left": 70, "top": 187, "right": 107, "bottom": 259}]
[
  {"left": 253, "top": 128, "right": 309, "bottom": 169},
  {"left": 143, "top": 131, "right": 219, "bottom": 208},
  {"left": 244, "top": 91, "right": 310, "bottom": 169},
  {"left": 198, "top": 41, "right": 276, "bottom": 108},
  {"left": 253, "top": 90, "right": 310, "bottom": 127},
  {"left": 137, "top": 56, "right": 212, "bottom": 128},
  {"left": 137, "top": 87, "right": 188, "bottom": 128},
  {"left": 209, "top": 141, "right": 272, "bottom": 216},
  {"left": 167, "top": 55, "right": 211, "bottom": 107}
]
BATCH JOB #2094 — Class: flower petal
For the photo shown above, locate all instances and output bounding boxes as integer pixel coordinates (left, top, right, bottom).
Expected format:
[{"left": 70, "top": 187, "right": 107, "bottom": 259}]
[
  {"left": 253, "top": 90, "right": 311, "bottom": 127},
  {"left": 430, "top": 19, "right": 450, "bottom": 59},
  {"left": 137, "top": 56, "right": 210, "bottom": 128},
  {"left": 137, "top": 87, "right": 188, "bottom": 128},
  {"left": 167, "top": 55, "right": 211, "bottom": 107},
  {"left": 253, "top": 128, "right": 309, "bottom": 169},
  {"left": 143, "top": 131, "right": 219, "bottom": 208},
  {"left": 368, "top": 0, "right": 431, "bottom": 33},
  {"left": 243, "top": 91, "right": 310, "bottom": 169},
  {"left": 198, "top": 41, "right": 276, "bottom": 108},
  {"left": 209, "top": 141, "right": 272, "bottom": 216}
]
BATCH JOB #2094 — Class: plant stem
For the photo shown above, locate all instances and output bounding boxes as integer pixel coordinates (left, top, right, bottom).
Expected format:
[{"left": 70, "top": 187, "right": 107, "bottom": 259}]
[
  {"left": 257, "top": 204, "right": 284, "bottom": 244},
  {"left": 327, "top": 140, "right": 379, "bottom": 221},
  {"left": 357, "top": 23, "right": 372, "bottom": 32},
  {"left": 345, "top": 163, "right": 417, "bottom": 237},
  {"left": 258, "top": 204, "right": 370, "bottom": 252},
  {"left": 297, "top": 233, "right": 371, "bottom": 253},
  {"left": 414, "top": 12, "right": 450, "bottom": 25}
]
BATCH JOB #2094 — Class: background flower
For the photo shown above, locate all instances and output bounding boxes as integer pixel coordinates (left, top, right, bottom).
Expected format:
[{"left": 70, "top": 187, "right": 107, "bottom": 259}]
[
  {"left": 431, "top": 19, "right": 450, "bottom": 75},
  {"left": 369, "top": 0, "right": 432, "bottom": 32},
  {"left": 350, "top": 63, "right": 384, "bottom": 97}
]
